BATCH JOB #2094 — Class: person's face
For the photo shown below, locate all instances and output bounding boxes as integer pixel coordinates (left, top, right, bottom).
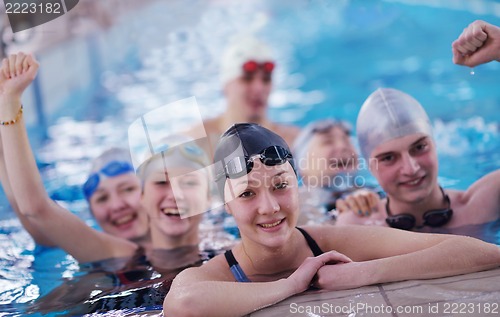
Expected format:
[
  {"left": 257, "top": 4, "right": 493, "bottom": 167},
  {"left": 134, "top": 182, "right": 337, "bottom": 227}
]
[
  {"left": 224, "top": 68, "right": 272, "bottom": 121},
  {"left": 89, "top": 173, "right": 149, "bottom": 241},
  {"left": 302, "top": 126, "right": 358, "bottom": 185},
  {"left": 370, "top": 134, "right": 438, "bottom": 204},
  {"left": 224, "top": 160, "right": 299, "bottom": 249},
  {"left": 141, "top": 167, "right": 208, "bottom": 239}
]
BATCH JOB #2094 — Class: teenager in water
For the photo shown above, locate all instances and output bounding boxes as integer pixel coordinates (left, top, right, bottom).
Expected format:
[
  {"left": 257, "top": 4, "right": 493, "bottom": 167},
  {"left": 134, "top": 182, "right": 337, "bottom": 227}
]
[{"left": 163, "top": 123, "right": 500, "bottom": 317}]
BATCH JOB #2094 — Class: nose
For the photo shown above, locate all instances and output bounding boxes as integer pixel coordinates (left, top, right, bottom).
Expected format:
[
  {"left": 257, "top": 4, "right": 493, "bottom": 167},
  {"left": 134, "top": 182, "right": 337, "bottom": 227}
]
[
  {"left": 167, "top": 179, "right": 184, "bottom": 202},
  {"left": 109, "top": 192, "right": 127, "bottom": 211},
  {"left": 249, "top": 73, "right": 269, "bottom": 94},
  {"left": 257, "top": 191, "right": 280, "bottom": 215},
  {"left": 400, "top": 153, "right": 420, "bottom": 175},
  {"left": 332, "top": 137, "right": 351, "bottom": 155}
]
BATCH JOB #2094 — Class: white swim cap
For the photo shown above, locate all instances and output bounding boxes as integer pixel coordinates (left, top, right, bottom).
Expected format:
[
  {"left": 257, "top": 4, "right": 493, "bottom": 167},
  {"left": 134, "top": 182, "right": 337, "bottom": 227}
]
[
  {"left": 220, "top": 36, "right": 274, "bottom": 85},
  {"left": 136, "top": 134, "right": 210, "bottom": 182},
  {"left": 357, "top": 88, "right": 433, "bottom": 159}
]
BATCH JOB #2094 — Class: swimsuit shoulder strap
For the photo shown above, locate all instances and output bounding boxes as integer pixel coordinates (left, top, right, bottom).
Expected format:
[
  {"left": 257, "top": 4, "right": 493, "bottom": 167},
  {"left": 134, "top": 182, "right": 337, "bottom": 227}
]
[
  {"left": 224, "top": 249, "right": 251, "bottom": 283},
  {"left": 296, "top": 227, "right": 324, "bottom": 256}
]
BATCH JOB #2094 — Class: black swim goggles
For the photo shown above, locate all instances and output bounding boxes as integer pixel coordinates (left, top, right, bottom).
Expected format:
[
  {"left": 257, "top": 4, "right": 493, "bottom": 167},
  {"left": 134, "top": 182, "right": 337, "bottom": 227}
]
[
  {"left": 215, "top": 145, "right": 293, "bottom": 181},
  {"left": 385, "top": 186, "right": 453, "bottom": 230}
]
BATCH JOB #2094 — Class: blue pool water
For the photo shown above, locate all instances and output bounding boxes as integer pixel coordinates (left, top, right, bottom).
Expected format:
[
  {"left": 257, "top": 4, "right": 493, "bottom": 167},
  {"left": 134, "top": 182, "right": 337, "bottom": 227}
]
[{"left": 0, "top": 0, "right": 499, "bottom": 316}]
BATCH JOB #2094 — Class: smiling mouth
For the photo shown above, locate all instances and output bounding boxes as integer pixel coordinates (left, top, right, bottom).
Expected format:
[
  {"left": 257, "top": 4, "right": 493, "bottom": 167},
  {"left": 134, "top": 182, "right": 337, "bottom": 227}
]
[
  {"left": 400, "top": 176, "right": 425, "bottom": 186},
  {"left": 161, "top": 208, "right": 182, "bottom": 217},
  {"left": 259, "top": 219, "right": 284, "bottom": 228},
  {"left": 113, "top": 214, "right": 135, "bottom": 226}
]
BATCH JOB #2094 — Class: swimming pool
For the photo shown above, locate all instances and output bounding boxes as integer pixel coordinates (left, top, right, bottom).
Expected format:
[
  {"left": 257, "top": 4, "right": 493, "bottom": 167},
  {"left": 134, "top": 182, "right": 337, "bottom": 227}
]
[{"left": 1, "top": 0, "right": 499, "bottom": 316}]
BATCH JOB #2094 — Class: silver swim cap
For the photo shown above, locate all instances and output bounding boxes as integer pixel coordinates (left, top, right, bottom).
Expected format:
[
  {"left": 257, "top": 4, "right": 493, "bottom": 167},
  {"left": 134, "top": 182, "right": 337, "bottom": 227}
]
[
  {"left": 292, "top": 119, "right": 352, "bottom": 169},
  {"left": 357, "top": 88, "right": 433, "bottom": 159}
]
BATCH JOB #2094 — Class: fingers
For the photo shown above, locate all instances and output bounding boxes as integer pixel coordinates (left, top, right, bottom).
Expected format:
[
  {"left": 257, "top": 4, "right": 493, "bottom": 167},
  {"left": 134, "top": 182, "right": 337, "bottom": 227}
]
[
  {"left": 15, "top": 52, "right": 25, "bottom": 77},
  {"left": 451, "top": 20, "right": 497, "bottom": 67},
  {"left": 319, "top": 250, "right": 352, "bottom": 264},
  {"left": 1, "top": 58, "right": 9, "bottom": 80},
  {"left": 24, "top": 54, "right": 39, "bottom": 78},
  {"left": 8, "top": 54, "right": 17, "bottom": 78},
  {"left": 453, "top": 30, "right": 481, "bottom": 56},
  {"left": 347, "top": 194, "right": 369, "bottom": 216},
  {"left": 337, "top": 190, "right": 378, "bottom": 217},
  {"left": 1, "top": 52, "right": 37, "bottom": 78},
  {"left": 367, "top": 191, "right": 380, "bottom": 211},
  {"left": 335, "top": 198, "right": 349, "bottom": 213}
]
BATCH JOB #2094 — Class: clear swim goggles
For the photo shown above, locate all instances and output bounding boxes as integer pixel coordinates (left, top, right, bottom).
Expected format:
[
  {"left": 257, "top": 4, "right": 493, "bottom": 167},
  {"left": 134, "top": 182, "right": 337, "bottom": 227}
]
[{"left": 309, "top": 118, "right": 352, "bottom": 135}]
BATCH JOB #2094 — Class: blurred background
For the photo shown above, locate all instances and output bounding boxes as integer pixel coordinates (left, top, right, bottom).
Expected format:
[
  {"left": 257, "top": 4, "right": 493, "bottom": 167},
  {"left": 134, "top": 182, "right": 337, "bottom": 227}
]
[
  {"left": 0, "top": 0, "right": 499, "bottom": 314},
  {"left": 0, "top": 0, "right": 499, "bottom": 191}
]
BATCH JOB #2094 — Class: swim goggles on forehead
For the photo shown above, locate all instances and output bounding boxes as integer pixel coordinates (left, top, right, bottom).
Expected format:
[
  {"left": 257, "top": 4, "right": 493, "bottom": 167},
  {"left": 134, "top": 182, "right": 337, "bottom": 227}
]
[
  {"left": 385, "top": 186, "right": 453, "bottom": 230},
  {"left": 310, "top": 119, "right": 352, "bottom": 135},
  {"left": 216, "top": 145, "right": 292, "bottom": 181},
  {"left": 242, "top": 60, "right": 275, "bottom": 74},
  {"left": 153, "top": 142, "right": 206, "bottom": 163},
  {"left": 83, "top": 161, "right": 135, "bottom": 200}
]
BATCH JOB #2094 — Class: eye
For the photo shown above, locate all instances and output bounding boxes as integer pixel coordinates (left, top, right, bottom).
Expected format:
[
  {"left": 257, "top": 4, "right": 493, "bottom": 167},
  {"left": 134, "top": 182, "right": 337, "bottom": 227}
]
[
  {"left": 412, "top": 142, "right": 428, "bottom": 154},
  {"left": 124, "top": 186, "right": 138, "bottom": 192},
  {"left": 155, "top": 180, "right": 168, "bottom": 186},
  {"left": 274, "top": 181, "right": 288, "bottom": 190},
  {"left": 242, "top": 73, "right": 254, "bottom": 82},
  {"left": 181, "top": 179, "right": 200, "bottom": 187},
  {"left": 238, "top": 190, "right": 255, "bottom": 198},
  {"left": 379, "top": 154, "right": 394, "bottom": 163},
  {"left": 262, "top": 74, "right": 272, "bottom": 83},
  {"left": 94, "top": 194, "right": 108, "bottom": 203}
]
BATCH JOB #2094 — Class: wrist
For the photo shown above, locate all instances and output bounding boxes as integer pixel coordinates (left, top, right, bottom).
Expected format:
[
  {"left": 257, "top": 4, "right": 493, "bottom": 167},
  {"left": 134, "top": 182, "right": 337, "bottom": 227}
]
[
  {"left": 281, "top": 277, "right": 303, "bottom": 296},
  {"left": 0, "top": 94, "right": 22, "bottom": 104},
  {"left": 0, "top": 104, "right": 23, "bottom": 126},
  {"left": 0, "top": 96, "right": 22, "bottom": 118}
]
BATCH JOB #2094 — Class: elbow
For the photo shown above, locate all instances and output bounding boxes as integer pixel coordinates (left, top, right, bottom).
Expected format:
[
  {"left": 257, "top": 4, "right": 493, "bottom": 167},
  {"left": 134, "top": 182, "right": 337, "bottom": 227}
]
[
  {"left": 164, "top": 292, "right": 206, "bottom": 317},
  {"left": 18, "top": 195, "right": 52, "bottom": 218}
]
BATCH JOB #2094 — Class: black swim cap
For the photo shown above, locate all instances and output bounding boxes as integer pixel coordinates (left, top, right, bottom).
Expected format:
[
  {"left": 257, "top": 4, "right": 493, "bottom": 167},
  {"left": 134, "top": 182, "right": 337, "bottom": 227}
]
[{"left": 214, "top": 123, "right": 296, "bottom": 201}]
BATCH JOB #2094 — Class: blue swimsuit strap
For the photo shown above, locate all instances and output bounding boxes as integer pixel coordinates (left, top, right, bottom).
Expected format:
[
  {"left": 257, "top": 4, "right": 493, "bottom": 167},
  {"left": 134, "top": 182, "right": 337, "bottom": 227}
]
[
  {"left": 224, "top": 227, "right": 324, "bottom": 282},
  {"left": 224, "top": 249, "right": 251, "bottom": 282}
]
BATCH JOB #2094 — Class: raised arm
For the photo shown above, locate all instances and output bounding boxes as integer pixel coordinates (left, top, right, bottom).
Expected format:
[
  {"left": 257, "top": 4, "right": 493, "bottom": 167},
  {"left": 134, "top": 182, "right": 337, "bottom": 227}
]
[
  {"left": 452, "top": 20, "right": 500, "bottom": 67},
  {"left": 164, "top": 251, "right": 351, "bottom": 317},
  {"left": 312, "top": 225, "right": 500, "bottom": 290},
  {"left": 0, "top": 52, "right": 136, "bottom": 263},
  {"left": 0, "top": 133, "right": 56, "bottom": 246}
]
